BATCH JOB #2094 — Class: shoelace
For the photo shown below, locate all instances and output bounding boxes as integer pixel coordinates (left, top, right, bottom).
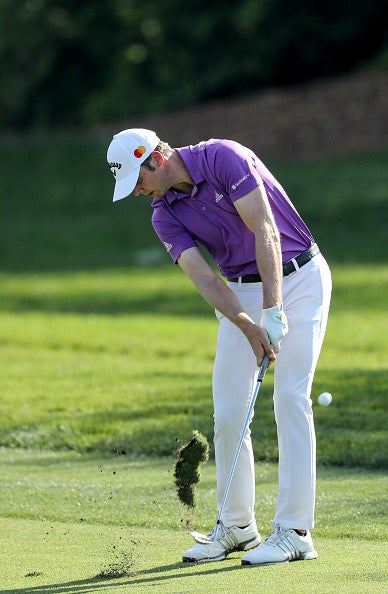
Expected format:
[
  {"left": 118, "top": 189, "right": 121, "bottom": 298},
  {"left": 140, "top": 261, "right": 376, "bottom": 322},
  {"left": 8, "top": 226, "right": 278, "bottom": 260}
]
[
  {"left": 264, "top": 528, "right": 300, "bottom": 560},
  {"left": 219, "top": 527, "right": 240, "bottom": 551},
  {"left": 204, "top": 522, "right": 243, "bottom": 551},
  {"left": 206, "top": 522, "right": 226, "bottom": 541}
]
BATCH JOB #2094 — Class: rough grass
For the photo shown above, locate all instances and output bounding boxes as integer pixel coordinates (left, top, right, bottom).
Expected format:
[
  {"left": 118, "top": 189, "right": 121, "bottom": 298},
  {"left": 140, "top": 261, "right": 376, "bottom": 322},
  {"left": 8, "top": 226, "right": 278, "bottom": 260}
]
[{"left": 0, "top": 138, "right": 387, "bottom": 272}]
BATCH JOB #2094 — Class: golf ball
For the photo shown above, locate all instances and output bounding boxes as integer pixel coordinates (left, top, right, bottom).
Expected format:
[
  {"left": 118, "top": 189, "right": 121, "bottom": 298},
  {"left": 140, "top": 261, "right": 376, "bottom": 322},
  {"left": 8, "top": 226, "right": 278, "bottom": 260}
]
[{"left": 318, "top": 392, "right": 332, "bottom": 406}]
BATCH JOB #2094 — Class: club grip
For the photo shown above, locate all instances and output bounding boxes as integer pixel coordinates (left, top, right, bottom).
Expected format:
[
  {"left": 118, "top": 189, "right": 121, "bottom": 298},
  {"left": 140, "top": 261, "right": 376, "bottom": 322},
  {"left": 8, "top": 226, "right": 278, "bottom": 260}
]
[{"left": 258, "top": 355, "right": 270, "bottom": 381}]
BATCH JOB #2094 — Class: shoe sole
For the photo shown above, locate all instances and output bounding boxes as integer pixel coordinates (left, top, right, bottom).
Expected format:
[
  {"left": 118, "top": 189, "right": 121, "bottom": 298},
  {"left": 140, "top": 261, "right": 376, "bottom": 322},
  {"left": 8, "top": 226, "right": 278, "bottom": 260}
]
[
  {"left": 183, "top": 554, "right": 227, "bottom": 563},
  {"left": 241, "top": 550, "right": 318, "bottom": 566}
]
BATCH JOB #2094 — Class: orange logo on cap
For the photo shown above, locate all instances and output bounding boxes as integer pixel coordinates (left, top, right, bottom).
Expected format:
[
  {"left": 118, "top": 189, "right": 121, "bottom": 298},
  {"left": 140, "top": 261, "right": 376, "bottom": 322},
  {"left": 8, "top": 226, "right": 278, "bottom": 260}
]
[{"left": 134, "top": 145, "right": 146, "bottom": 158}]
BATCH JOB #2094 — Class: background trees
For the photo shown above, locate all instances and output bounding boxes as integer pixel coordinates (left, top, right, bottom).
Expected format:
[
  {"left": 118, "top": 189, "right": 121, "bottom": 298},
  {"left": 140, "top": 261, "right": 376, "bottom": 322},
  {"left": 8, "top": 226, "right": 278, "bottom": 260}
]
[{"left": 0, "top": 0, "right": 387, "bottom": 129}]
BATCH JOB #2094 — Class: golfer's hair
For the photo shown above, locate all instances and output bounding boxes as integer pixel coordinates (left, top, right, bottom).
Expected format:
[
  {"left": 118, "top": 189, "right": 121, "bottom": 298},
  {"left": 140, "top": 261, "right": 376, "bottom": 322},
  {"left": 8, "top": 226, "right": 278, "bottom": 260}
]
[
  {"left": 142, "top": 140, "right": 173, "bottom": 171},
  {"left": 154, "top": 140, "right": 173, "bottom": 156}
]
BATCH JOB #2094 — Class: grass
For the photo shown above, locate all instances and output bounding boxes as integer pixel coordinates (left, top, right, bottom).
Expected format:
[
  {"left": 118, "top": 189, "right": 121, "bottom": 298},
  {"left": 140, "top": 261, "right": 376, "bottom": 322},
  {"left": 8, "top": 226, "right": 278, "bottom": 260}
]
[
  {"left": 0, "top": 136, "right": 387, "bottom": 591},
  {"left": 0, "top": 450, "right": 386, "bottom": 592},
  {"left": 2, "top": 518, "right": 385, "bottom": 593},
  {"left": 0, "top": 265, "right": 386, "bottom": 467},
  {"left": 0, "top": 137, "right": 387, "bottom": 272},
  {"left": 271, "top": 151, "right": 388, "bottom": 264}
]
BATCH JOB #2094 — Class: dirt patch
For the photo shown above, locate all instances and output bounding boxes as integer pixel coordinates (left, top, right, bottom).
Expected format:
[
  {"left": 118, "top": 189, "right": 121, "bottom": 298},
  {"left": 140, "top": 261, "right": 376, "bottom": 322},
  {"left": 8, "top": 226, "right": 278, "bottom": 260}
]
[{"left": 118, "top": 69, "right": 388, "bottom": 160}]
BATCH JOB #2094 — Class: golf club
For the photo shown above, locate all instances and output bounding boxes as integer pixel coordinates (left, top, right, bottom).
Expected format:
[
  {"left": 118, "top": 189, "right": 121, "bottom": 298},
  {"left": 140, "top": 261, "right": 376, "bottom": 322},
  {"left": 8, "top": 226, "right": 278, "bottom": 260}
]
[{"left": 191, "top": 355, "right": 270, "bottom": 544}]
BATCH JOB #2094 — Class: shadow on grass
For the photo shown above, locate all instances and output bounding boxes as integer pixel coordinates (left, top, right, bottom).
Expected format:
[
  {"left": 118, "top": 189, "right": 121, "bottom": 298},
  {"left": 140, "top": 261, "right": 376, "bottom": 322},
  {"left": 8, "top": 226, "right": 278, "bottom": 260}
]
[
  {"left": 0, "top": 289, "right": 212, "bottom": 318},
  {"left": 1, "top": 262, "right": 388, "bottom": 317},
  {"left": 0, "top": 265, "right": 214, "bottom": 318},
  {"left": 0, "top": 560, "right": 247, "bottom": 593}
]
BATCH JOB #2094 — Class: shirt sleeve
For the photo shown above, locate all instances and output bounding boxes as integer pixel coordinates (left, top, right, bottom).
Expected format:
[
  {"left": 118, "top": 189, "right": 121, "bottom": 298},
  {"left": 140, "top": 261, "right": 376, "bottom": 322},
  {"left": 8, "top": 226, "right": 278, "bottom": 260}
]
[
  {"left": 152, "top": 203, "right": 197, "bottom": 263},
  {"left": 211, "top": 140, "right": 264, "bottom": 202}
]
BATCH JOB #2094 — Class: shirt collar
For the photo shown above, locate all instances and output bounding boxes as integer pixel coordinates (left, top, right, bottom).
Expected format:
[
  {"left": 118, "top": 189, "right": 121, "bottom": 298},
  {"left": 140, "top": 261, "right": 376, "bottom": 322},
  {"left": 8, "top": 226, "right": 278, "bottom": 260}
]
[{"left": 163, "top": 146, "right": 204, "bottom": 204}]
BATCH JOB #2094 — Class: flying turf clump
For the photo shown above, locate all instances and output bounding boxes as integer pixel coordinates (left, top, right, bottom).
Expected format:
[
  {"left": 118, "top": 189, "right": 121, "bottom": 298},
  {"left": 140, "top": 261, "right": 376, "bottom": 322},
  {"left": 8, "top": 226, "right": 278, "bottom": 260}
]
[{"left": 174, "top": 431, "right": 209, "bottom": 508}]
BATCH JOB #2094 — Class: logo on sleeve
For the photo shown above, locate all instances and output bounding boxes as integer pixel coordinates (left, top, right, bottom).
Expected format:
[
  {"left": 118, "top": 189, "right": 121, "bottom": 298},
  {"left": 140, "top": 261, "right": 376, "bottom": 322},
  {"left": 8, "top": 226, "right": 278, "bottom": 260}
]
[
  {"left": 163, "top": 241, "right": 173, "bottom": 253},
  {"left": 231, "top": 173, "right": 250, "bottom": 191}
]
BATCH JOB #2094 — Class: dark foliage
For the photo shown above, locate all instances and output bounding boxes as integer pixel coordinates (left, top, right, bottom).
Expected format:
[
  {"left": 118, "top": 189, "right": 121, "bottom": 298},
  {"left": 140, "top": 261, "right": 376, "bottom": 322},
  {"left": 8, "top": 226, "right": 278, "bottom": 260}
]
[{"left": 0, "top": 0, "right": 386, "bottom": 128}]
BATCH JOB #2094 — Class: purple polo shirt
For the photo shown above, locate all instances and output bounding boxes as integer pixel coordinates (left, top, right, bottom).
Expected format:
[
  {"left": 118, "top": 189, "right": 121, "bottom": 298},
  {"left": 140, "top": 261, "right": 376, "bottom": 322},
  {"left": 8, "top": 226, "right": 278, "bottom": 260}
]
[{"left": 151, "top": 139, "right": 314, "bottom": 278}]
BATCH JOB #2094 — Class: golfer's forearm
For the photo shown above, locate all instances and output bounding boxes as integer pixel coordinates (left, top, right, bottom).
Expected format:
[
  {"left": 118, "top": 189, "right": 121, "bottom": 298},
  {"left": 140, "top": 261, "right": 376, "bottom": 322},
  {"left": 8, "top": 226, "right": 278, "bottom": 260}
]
[
  {"left": 191, "top": 271, "right": 235, "bottom": 312},
  {"left": 191, "top": 273, "right": 257, "bottom": 332},
  {"left": 178, "top": 247, "right": 274, "bottom": 362},
  {"left": 192, "top": 274, "right": 274, "bottom": 363},
  {"left": 254, "top": 221, "right": 283, "bottom": 309},
  {"left": 233, "top": 185, "right": 283, "bottom": 310},
  {"left": 178, "top": 247, "right": 256, "bottom": 328}
]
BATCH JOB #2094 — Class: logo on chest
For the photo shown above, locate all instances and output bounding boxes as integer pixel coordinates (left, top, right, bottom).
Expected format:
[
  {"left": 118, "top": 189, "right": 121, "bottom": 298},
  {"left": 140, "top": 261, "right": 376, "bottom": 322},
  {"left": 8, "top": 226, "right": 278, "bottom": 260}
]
[{"left": 215, "top": 191, "right": 224, "bottom": 203}]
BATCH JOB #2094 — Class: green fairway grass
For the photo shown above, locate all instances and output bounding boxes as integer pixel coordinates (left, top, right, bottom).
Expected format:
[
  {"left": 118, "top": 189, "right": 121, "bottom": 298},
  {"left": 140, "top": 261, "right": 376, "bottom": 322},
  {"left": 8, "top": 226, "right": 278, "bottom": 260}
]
[
  {"left": 0, "top": 137, "right": 387, "bottom": 591},
  {"left": 0, "top": 265, "right": 386, "bottom": 467},
  {"left": 0, "top": 450, "right": 386, "bottom": 592}
]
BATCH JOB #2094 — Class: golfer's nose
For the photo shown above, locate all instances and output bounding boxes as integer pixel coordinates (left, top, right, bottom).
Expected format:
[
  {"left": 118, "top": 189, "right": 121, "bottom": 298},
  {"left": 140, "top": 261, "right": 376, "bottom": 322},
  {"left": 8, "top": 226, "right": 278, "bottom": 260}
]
[{"left": 133, "top": 183, "right": 142, "bottom": 196}]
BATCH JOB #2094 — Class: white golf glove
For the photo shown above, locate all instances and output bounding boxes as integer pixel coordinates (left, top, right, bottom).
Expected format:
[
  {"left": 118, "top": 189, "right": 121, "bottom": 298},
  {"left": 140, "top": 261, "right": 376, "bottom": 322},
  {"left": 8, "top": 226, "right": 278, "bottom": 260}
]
[{"left": 261, "top": 305, "right": 289, "bottom": 351}]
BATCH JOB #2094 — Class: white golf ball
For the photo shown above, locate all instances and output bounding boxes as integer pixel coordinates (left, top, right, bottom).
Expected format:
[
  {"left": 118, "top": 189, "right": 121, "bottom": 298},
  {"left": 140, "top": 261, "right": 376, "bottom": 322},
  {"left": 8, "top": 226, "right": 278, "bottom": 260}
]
[{"left": 318, "top": 392, "right": 332, "bottom": 406}]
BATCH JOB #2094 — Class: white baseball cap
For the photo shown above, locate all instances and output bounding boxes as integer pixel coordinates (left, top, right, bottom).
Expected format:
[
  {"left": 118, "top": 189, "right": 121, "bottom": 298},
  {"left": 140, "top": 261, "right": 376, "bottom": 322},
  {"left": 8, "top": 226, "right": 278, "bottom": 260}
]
[{"left": 107, "top": 128, "right": 160, "bottom": 201}]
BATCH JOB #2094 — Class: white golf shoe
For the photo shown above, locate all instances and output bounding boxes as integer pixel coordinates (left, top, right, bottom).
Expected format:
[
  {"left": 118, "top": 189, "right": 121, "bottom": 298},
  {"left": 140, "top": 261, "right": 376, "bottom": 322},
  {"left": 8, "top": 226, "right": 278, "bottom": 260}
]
[
  {"left": 182, "top": 521, "right": 261, "bottom": 563},
  {"left": 241, "top": 527, "right": 318, "bottom": 566}
]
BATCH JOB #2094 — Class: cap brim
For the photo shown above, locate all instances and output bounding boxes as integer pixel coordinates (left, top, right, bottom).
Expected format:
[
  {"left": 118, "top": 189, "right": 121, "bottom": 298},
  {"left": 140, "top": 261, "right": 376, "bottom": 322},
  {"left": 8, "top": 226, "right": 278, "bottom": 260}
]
[{"left": 112, "top": 167, "right": 140, "bottom": 202}]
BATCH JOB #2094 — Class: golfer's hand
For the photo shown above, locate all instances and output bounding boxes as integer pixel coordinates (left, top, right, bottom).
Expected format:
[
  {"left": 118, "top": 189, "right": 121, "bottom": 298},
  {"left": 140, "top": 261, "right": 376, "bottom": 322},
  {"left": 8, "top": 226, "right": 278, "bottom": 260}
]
[
  {"left": 245, "top": 325, "right": 277, "bottom": 367},
  {"left": 261, "top": 305, "right": 288, "bottom": 351}
]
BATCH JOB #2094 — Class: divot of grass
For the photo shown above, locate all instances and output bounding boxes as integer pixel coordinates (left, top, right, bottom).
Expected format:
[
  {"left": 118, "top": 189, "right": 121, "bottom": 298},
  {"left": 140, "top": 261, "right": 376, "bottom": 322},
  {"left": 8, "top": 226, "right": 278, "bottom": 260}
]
[{"left": 174, "top": 430, "right": 209, "bottom": 508}]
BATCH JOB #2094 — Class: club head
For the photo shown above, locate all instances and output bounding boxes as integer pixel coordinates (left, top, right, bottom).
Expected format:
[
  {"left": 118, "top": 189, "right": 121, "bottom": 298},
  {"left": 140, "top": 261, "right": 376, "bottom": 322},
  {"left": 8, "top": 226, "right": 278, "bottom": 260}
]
[{"left": 190, "top": 530, "right": 214, "bottom": 544}]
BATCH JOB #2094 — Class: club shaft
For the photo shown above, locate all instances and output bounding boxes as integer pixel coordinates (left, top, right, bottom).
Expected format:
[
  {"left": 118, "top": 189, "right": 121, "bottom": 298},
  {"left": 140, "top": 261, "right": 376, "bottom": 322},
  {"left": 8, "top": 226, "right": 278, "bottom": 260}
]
[{"left": 215, "top": 355, "right": 269, "bottom": 533}]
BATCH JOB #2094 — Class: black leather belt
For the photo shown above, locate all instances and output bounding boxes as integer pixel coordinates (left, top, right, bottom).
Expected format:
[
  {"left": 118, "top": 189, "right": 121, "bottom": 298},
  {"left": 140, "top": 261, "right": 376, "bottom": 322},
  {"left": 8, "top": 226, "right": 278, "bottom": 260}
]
[{"left": 227, "top": 244, "right": 320, "bottom": 283}]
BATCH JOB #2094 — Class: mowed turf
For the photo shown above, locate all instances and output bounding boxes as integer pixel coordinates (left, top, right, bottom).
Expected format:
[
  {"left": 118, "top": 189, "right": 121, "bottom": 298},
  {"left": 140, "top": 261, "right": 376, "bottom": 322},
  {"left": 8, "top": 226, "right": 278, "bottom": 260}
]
[
  {"left": 0, "top": 263, "right": 386, "bottom": 592},
  {"left": 0, "top": 265, "right": 386, "bottom": 467},
  {"left": 0, "top": 451, "right": 386, "bottom": 592}
]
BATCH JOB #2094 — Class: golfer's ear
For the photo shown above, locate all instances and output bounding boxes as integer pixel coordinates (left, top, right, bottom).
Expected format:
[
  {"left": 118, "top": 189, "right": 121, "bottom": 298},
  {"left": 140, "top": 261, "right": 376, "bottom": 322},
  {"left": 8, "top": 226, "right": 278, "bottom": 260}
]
[{"left": 151, "top": 151, "right": 164, "bottom": 166}]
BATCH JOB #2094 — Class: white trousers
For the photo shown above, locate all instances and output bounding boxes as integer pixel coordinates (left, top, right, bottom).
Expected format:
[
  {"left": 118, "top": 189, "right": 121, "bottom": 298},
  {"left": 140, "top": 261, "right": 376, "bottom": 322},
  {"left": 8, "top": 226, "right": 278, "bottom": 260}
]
[{"left": 212, "top": 253, "right": 332, "bottom": 530}]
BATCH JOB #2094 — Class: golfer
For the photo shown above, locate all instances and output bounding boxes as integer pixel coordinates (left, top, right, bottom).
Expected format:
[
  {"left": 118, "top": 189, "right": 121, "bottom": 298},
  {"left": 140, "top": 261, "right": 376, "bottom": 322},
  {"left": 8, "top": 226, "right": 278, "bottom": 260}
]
[{"left": 107, "top": 129, "right": 332, "bottom": 566}]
